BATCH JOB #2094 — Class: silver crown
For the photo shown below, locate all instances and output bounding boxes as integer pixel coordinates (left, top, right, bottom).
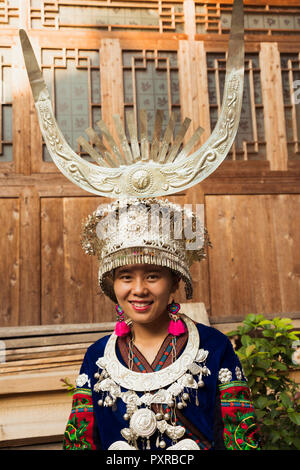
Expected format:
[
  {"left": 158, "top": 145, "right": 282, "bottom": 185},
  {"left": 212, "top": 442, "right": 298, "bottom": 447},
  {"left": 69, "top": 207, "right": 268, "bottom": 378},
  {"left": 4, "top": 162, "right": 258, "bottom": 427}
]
[{"left": 19, "top": 0, "right": 244, "bottom": 199}]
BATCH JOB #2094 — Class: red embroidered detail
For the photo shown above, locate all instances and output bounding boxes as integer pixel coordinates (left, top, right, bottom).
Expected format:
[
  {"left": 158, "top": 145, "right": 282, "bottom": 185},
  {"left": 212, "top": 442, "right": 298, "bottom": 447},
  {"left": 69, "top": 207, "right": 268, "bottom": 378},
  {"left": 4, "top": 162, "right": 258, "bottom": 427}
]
[
  {"left": 63, "top": 389, "right": 96, "bottom": 450},
  {"left": 219, "top": 381, "right": 261, "bottom": 450}
]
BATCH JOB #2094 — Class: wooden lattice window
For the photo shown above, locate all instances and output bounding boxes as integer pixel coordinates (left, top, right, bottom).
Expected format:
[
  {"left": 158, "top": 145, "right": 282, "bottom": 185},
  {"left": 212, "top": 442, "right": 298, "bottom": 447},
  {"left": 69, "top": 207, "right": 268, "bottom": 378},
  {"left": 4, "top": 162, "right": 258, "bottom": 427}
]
[
  {"left": 30, "top": 0, "right": 184, "bottom": 32},
  {"left": 0, "top": 0, "right": 19, "bottom": 27},
  {"left": 40, "top": 47, "right": 101, "bottom": 161},
  {"left": 281, "top": 53, "right": 300, "bottom": 161},
  {"left": 0, "top": 46, "right": 12, "bottom": 162},
  {"left": 195, "top": 2, "right": 300, "bottom": 36},
  {"left": 122, "top": 49, "right": 181, "bottom": 140},
  {"left": 207, "top": 52, "right": 265, "bottom": 161}
]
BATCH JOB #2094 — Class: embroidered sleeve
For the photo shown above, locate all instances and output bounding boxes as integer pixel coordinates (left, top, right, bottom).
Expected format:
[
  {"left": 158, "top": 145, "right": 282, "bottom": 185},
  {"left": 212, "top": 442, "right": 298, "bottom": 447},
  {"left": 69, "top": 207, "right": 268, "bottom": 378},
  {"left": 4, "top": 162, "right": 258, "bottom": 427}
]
[
  {"left": 63, "top": 356, "right": 97, "bottom": 450},
  {"left": 217, "top": 339, "right": 261, "bottom": 450}
]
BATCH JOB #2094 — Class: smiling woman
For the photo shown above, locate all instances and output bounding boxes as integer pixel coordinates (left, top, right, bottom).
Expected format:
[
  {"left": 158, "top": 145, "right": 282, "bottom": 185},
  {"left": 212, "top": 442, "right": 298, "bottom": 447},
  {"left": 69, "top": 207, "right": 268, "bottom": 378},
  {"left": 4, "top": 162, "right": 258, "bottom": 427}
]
[
  {"left": 113, "top": 265, "right": 177, "bottom": 323},
  {"left": 113, "top": 264, "right": 179, "bottom": 364},
  {"left": 62, "top": 197, "right": 261, "bottom": 451}
]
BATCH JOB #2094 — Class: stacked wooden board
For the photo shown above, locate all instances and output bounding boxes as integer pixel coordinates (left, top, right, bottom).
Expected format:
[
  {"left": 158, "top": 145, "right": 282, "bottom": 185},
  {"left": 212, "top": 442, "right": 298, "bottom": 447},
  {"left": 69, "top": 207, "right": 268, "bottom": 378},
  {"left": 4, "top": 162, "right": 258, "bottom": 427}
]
[{"left": 0, "top": 321, "right": 115, "bottom": 448}]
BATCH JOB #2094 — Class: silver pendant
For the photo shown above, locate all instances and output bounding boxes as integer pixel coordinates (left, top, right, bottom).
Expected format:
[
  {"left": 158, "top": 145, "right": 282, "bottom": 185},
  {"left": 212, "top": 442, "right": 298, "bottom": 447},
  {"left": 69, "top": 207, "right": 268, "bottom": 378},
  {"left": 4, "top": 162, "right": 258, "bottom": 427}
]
[
  {"left": 108, "top": 437, "right": 199, "bottom": 451},
  {"left": 129, "top": 408, "right": 157, "bottom": 439}
]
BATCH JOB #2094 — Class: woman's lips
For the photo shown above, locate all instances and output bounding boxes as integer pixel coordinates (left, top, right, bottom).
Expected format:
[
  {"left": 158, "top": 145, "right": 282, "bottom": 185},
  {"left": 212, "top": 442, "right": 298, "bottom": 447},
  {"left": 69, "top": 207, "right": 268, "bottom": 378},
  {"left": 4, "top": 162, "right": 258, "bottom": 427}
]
[{"left": 129, "top": 301, "right": 153, "bottom": 312}]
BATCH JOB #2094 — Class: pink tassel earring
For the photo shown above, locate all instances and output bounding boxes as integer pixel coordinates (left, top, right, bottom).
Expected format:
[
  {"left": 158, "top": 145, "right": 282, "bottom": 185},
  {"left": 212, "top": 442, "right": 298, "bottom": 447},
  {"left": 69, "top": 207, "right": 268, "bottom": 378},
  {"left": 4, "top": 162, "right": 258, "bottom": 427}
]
[
  {"left": 167, "top": 300, "right": 187, "bottom": 336},
  {"left": 114, "top": 304, "right": 131, "bottom": 337}
]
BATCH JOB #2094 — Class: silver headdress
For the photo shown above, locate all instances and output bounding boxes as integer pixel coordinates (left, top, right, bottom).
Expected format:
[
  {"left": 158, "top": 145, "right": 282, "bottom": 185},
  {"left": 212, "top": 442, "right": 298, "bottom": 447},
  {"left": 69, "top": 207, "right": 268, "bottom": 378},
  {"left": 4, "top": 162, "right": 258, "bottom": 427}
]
[
  {"left": 20, "top": 0, "right": 244, "bottom": 299},
  {"left": 81, "top": 197, "right": 211, "bottom": 302}
]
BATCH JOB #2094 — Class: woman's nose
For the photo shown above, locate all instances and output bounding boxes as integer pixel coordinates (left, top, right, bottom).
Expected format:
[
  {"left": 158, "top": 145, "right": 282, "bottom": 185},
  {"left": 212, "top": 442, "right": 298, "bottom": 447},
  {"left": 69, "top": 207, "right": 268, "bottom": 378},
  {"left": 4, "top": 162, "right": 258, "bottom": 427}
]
[{"left": 131, "top": 278, "right": 148, "bottom": 295}]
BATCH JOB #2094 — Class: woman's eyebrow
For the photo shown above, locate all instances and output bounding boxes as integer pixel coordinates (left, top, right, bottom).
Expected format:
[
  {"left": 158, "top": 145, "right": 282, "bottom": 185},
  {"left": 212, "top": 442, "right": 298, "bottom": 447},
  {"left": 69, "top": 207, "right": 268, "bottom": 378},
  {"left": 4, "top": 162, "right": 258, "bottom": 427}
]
[
  {"left": 116, "top": 268, "right": 131, "bottom": 275},
  {"left": 116, "top": 267, "right": 162, "bottom": 275}
]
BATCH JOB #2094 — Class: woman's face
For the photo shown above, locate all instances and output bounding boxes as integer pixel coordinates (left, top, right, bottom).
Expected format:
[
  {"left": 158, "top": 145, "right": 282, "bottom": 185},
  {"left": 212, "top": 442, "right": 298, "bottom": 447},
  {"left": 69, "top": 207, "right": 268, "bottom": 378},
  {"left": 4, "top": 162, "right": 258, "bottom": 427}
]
[{"left": 113, "top": 264, "right": 179, "bottom": 327}]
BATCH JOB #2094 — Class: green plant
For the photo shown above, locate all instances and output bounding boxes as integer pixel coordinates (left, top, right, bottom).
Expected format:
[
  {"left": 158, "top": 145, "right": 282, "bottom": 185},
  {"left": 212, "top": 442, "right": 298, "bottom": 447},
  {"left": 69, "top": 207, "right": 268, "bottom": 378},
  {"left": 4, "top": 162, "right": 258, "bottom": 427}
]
[
  {"left": 61, "top": 377, "right": 76, "bottom": 395},
  {"left": 227, "top": 314, "right": 300, "bottom": 450}
]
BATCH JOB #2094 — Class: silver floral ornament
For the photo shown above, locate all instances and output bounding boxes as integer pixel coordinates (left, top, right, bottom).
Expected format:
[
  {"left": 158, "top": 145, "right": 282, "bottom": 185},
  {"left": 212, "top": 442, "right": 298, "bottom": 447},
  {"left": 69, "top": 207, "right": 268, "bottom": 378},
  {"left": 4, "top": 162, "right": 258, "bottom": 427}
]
[
  {"left": 76, "top": 373, "right": 90, "bottom": 388},
  {"left": 235, "top": 366, "right": 242, "bottom": 380},
  {"left": 218, "top": 368, "right": 233, "bottom": 384}
]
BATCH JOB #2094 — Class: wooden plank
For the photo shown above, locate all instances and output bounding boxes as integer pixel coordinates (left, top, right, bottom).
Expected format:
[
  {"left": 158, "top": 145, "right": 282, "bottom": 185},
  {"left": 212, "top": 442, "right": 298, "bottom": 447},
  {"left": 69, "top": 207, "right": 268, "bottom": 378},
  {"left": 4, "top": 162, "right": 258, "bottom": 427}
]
[
  {"left": 178, "top": 40, "right": 211, "bottom": 147},
  {"left": 19, "top": 187, "right": 41, "bottom": 326},
  {"left": 207, "top": 194, "right": 300, "bottom": 321},
  {"left": 0, "top": 360, "right": 83, "bottom": 375},
  {"left": 100, "top": 38, "right": 124, "bottom": 144},
  {"left": 62, "top": 197, "right": 96, "bottom": 324},
  {"left": 206, "top": 195, "right": 233, "bottom": 320},
  {"left": 0, "top": 321, "right": 115, "bottom": 338},
  {"left": 12, "top": 40, "right": 31, "bottom": 176},
  {"left": 0, "top": 353, "right": 83, "bottom": 369},
  {"left": 4, "top": 343, "right": 91, "bottom": 362},
  {"left": 260, "top": 42, "right": 288, "bottom": 171},
  {"left": 2, "top": 330, "right": 112, "bottom": 350},
  {"left": 41, "top": 196, "right": 116, "bottom": 324},
  {"left": 184, "top": 0, "right": 196, "bottom": 40},
  {"left": 271, "top": 194, "right": 300, "bottom": 312},
  {"left": 41, "top": 197, "right": 65, "bottom": 324},
  {"left": 0, "top": 391, "right": 72, "bottom": 445},
  {"left": 0, "top": 198, "right": 20, "bottom": 327}
]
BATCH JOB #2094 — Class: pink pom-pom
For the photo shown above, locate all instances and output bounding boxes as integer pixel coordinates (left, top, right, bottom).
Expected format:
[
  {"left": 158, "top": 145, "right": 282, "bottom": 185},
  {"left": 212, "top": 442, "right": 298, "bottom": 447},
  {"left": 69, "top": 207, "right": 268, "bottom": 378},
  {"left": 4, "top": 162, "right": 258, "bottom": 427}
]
[
  {"left": 168, "top": 318, "right": 187, "bottom": 336},
  {"left": 114, "top": 320, "right": 131, "bottom": 337}
]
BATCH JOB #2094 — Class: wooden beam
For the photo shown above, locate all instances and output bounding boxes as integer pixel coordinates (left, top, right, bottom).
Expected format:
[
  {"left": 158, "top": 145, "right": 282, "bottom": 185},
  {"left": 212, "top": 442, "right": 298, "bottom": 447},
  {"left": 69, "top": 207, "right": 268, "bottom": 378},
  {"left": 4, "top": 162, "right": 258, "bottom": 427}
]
[
  {"left": 0, "top": 391, "right": 71, "bottom": 446},
  {"left": 12, "top": 41, "right": 31, "bottom": 176},
  {"left": 100, "top": 38, "right": 124, "bottom": 139},
  {"left": 260, "top": 42, "right": 288, "bottom": 171},
  {"left": 178, "top": 40, "right": 211, "bottom": 146},
  {"left": 0, "top": 198, "right": 20, "bottom": 327},
  {"left": 19, "top": 187, "right": 41, "bottom": 326},
  {"left": 184, "top": 0, "right": 196, "bottom": 41}
]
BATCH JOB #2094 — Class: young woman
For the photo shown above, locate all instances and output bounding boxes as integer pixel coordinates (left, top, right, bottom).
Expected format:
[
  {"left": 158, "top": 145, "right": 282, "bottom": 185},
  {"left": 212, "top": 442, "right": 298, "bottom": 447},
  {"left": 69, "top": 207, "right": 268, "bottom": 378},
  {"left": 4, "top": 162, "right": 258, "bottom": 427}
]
[{"left": 63, "top": 198, "right": 261, "bottom": 451}]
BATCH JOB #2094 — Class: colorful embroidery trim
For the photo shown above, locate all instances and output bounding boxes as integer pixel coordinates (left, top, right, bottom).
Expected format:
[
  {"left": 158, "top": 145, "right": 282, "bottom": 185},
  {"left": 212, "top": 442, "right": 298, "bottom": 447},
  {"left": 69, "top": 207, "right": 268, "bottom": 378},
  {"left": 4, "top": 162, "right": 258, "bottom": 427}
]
[
  {"left": 219, "top": 381, "right": 261, "bottom": 450},
  {"left": 63, "top": 390, "right": 96, "bottom": 450}
]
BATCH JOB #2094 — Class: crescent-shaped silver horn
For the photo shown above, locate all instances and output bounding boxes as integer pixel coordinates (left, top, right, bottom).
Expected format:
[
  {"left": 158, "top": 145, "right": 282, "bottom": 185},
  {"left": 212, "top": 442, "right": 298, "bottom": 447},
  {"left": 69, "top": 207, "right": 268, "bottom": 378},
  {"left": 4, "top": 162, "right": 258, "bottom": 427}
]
[{"left": 19, "top": 0, "right": 244, "bottom": 198}]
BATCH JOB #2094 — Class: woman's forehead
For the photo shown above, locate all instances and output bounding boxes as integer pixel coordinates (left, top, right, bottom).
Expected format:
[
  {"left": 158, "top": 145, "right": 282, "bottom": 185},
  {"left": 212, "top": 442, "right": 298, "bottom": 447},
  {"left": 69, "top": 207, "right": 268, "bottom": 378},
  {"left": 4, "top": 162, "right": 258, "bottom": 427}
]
[{"left": 115, "top": 264, "right": 168, "bottom": 274}]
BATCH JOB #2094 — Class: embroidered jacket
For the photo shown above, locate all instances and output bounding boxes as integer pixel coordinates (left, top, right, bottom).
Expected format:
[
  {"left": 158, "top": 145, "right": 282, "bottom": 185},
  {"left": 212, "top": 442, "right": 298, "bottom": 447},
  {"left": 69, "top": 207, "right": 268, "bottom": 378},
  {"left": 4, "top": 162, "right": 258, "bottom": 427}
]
[{"left": 63, "top": 322, "right": 261, "bottom": 450}]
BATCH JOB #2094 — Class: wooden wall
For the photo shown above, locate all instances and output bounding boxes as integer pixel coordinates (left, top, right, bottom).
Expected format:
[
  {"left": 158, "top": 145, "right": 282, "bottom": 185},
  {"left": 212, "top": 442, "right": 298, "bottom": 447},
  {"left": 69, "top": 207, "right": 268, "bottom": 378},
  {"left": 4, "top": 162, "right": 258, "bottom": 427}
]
[{"left": 0, "top": 0, "right": 300, "bottom": 327}]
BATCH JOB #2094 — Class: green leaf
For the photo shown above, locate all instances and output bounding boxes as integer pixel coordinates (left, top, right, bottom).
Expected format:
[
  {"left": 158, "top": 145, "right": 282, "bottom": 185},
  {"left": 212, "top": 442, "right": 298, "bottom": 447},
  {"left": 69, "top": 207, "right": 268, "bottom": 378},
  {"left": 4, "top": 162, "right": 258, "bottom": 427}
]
[
  {"left": 245, "top": 344, "right": 256, "bottom": 357},
  {"left": 256, "top": 358, "right": 272, "bottom": 369},
  {"left": 288, "top": 332, "right": 300, "bottom": 341},
  {"left": 288, "top": 412, "right": 300, "bottom": 426},
  {"left": 273, "top": 361, "right": 288, "bottom": 371},
  {"left": 263, "top": 418, "right": 275, "bottom": 426},
  {"left": 241, "top": 334, "right": 252, "bottom": 346},
  {"left": 258, "top": 320, "right": 273, "bottom": 326},
  {"left": 262, "top": 329, "right": 274, "bottom": 337},
  {"left": 280, "top": 392, "right": 293, "bottom": 408},
  {"left": 254, "top": 369, "right": 267, "bottom": 378},
  {"left": 245, "top": 314, "right": 257, "bottom": 323},
  {"left": 255, "top": 409, "right": 266, "bottom": 420},
  {"left": 292, "top": 437, "right": 300, "bottom": 450},
  {"left": 255, "top": 396, "right": 269, "bottom": 409},
  {"left": 265, "top": 374, "right": 279, "bottom": 381}
]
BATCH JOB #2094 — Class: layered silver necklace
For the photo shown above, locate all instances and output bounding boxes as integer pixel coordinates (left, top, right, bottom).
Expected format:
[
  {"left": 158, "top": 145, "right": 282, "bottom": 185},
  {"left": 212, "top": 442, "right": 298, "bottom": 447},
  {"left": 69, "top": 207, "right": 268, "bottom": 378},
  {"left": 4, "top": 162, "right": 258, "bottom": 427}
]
[{"left": 94, "top": 314, "right": 211, "bottom": 450}]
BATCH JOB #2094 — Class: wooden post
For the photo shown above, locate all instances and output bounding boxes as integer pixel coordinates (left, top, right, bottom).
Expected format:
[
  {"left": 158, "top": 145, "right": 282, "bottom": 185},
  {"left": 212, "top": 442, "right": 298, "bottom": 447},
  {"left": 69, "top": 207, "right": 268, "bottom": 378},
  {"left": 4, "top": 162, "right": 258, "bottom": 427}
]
[
  {"left": 184, "top": 0, "right": 196, "bottom": 40},
  {"left": 260, "top": 42, "right": 288, "bottom": 171},
  {"left": 19, "top": 187, "right": 41, "bottom": 325},
  {"left": 178, "top": 40, "right": 211, "bottom": 145},
  {"left": 12, "top": 41, "right": 31, "bottom": 176},
  {"left": 100, "top": 38, "right": 124, "bottom": 134}
]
